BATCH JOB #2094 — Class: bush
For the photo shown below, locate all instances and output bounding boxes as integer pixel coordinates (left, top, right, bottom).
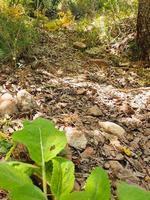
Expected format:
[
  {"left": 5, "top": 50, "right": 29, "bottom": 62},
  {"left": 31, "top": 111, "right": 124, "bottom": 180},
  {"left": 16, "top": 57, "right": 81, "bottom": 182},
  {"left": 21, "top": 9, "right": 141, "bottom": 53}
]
[
  {"left": 67, "top": 0, "right": 100, "bottom": 19},
  {"left": 0, "top": 3, "right": 37, "bottom": 65}
]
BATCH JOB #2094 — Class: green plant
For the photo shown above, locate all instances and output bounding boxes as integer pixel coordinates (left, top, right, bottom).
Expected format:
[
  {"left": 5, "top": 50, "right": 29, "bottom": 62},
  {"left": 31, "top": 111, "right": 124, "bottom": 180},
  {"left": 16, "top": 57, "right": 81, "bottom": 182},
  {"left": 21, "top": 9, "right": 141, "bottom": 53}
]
[
  {"left": 0, "top": 118, "right": 149, "bottom": 200},
  {"left": 0, "top": 4, "right": 37, "bottom": 65}
]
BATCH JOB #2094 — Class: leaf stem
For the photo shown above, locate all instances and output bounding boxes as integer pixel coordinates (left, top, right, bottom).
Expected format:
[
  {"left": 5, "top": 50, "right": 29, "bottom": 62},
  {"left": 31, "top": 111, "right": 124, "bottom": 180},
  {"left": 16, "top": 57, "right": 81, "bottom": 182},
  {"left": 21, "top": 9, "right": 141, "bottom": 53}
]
[
  {"left": 39, "top": 128, "right": 48, "bottom": 199},
  {"left": 5, "top": 142, "right": 17, "bottom": 161}
]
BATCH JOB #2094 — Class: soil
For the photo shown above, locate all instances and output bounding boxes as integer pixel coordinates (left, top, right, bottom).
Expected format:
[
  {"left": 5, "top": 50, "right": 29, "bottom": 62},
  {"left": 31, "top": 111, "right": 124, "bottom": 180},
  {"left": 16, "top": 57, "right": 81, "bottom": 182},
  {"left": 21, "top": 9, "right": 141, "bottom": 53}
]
[{"left": 0, "top": 30, "right": 150, "bottom": 199}]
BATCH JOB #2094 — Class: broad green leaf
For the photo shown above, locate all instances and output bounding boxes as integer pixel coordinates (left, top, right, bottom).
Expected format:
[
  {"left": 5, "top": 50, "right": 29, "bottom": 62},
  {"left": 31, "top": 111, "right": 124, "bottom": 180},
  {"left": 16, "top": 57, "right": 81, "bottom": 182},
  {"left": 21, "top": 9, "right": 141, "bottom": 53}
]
[
  {"left": 51, "top": 157, "right": 75, "bottom": 199},
  {"left": 0, "top": 162, "right": 32, "bottom": 191},
  {"left": 60, "top": 192, "right": 90, "bottom": 200},
  {"left": 117, "top": 182, "right": 150, "bottom": 200},
  {"left": 10, "top": 184, "right": 46, "bottom": 200},
  {"left": 85, "top": 167, "right": 110, "bottom": 200},
  {"left": 8, "top": 161, "right": 38, "bottom": 176},
  {"left": 13, "top": 118, "right": 67, "bottom": 164},
  {"left": 0, "top": 162, "right": 46, "bottom": 200}
]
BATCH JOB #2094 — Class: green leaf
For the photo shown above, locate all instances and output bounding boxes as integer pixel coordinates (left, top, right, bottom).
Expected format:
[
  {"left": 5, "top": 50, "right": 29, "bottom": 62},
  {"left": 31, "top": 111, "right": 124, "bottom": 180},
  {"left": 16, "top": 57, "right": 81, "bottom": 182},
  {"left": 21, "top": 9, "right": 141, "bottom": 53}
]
[
  {"left": 85, "top": 167, "right": 110, "bottom": 200},
  {"left": 8, "top": 161, "right": 38, "bottom": 176},
  {"left": 51, "top": 157, "right": 75, "bottom": 200},
  {"left": 60, "top": 192, "right": 89, "bottom": 200},
  {"left": 117, "top": 182, "right": 150, "bottom": 200},
  {"left": 13, "top": 118, "right": 67, "bottom": 164},
  {"left": 0, "top": 162, "right": 46, "bottom": 200},
  {"left": 0, "top": 162, "right": 32, "bottom": 191},
  {"left": 10, "top": 184, "right": 46, "bottom": 200}
]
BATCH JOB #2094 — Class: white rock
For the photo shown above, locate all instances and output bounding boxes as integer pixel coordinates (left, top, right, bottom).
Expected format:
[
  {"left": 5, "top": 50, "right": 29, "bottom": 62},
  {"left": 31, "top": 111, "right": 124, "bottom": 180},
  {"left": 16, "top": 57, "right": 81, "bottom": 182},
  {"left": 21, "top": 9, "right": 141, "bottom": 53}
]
[
  {"left": 98, "top": 121, "right": 125, "bottom": 138},
  {"left": 16, "top": 89, "right": 37, "bottom": 111},
  {"left": 65, "top": 127, "right": 87, "bottom": 149},
  {"left": 0, "top": 93, "right": 18, "bottom": 116}
]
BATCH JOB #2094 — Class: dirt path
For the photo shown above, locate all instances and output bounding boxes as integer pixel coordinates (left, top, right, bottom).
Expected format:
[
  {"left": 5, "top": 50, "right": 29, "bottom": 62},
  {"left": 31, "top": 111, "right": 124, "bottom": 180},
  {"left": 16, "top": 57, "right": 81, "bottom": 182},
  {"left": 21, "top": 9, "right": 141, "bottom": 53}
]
[{"left": 0, "top": 31, "right": 150, "bottom": 198}]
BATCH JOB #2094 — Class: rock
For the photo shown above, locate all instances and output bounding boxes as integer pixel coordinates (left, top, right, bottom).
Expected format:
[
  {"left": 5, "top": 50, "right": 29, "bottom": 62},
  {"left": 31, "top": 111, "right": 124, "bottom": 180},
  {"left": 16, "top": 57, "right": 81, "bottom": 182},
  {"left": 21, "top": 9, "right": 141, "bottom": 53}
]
[
  {"left": 16, "top": 90, "right": 37, "bottom": 111},
  {"left": 109, "top": 160, "right": 123, "bottom": 173},
  {"left": 120, "top": 117, "right": 142, "bottom": 130},
  {"left": 81, "top": 147, "right": 95, "bottom": 159},
  {"left": 76, "top": 88, "right": 86, "bottom": 95},
  {"left": 0, "top": 93, "right": 18, "bottom": 116},
  {"left": 98, "top": 121, "right": 125, "bottom": 138},
  {"left": 65, "top": 127, "right": 87, "bottom": 149},
  {"left": 73, "top": 41, "right": 86, "bottom": 50},
  {"left": 87, "top": 105, "right": 103, "bottom": 117},
  {"left": 143, "top": 128, "right": 150, "bottom": 136},
  {"left": 104, "top": 162, "right": 110, "bottom": 169},
  {"left": 93, "top": 130, "right": 105, "bottom": 144}
]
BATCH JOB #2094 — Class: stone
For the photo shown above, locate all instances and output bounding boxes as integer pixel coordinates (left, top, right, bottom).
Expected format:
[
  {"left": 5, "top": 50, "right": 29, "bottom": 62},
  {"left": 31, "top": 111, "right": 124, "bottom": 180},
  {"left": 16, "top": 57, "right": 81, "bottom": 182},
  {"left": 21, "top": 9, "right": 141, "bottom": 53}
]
[
  {"left": 98, "top": 121, "right": 125, "bottom": 138},
  {"left": 81, "top": 147, "right": 95, "bottom": 158},
  {"left": 76, "top": 88, "right": 86, "bottom": 95},
  {"left": 65, "top": 127, "right": 87, "bottom": 149},
  {"left": 87, "top": 105, "right": 103, "bottom": 117},
  {"left": 93, "top": 130, "right": 105, "bottom": 144},
  {"left": 0, "top": 93, "right": 18, "bottom": 116},
  {"left": 143, "top": 128, "right": 150, "bottom": 136},
  {"left": 104, "top": 162, "right": 110, "bottom": 169},
  {"left": 16, "top": 89, "right": 37, "bottom": 111},
  {"left": 109, "top": 160, "right": 123, "bottom": 173},
  {"left": 73, "top": 41, "right": 86, "bottom": 49}
]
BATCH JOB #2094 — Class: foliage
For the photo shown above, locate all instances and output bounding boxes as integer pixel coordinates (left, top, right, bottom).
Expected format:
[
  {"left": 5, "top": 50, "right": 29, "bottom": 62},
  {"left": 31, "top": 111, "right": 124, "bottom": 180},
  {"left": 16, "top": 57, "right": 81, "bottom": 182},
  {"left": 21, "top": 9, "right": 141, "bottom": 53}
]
[
  {"left": 0, "top": 2, "right": 37, "bottom": 64},
  {"left": 0, "top": 139, "right": 12, "bottom": 155},
  {"left": 35, "top": 10, "right": 74, "bottom": 31},
  {"left": 0, "top": 118, "right": 149, "bottom": 200},
  {"left": 67, "top": 0, "right": 100, "bottom": 19},
  {"left": 117, "top": 182, "right": 150, "bottom": 200},
  {"left": 85, "top": 167, "right": 110, "bottom": 200}
]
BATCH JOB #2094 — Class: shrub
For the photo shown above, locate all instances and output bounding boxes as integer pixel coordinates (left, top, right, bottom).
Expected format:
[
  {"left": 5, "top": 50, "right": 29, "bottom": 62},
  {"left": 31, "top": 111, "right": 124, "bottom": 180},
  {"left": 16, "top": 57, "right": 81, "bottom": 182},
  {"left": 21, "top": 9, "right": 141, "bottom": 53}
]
[{"left": 0, "top": 3, "right": 37, "bottom": 65}]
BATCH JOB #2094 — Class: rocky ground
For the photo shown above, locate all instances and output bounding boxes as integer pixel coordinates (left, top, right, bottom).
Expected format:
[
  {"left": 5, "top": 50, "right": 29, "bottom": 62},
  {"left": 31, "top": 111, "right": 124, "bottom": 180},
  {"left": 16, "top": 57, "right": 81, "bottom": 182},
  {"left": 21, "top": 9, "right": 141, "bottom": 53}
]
[{"left": 0, "top": 30, "right": 150, "bottom": 199}]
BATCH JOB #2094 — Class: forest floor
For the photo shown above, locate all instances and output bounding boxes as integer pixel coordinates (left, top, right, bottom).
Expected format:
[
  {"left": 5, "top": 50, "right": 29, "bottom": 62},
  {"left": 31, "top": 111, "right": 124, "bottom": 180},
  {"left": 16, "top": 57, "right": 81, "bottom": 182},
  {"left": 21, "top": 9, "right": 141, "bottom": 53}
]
[{"left": 0, "top": 30, "right": 150, "bottom": 199}]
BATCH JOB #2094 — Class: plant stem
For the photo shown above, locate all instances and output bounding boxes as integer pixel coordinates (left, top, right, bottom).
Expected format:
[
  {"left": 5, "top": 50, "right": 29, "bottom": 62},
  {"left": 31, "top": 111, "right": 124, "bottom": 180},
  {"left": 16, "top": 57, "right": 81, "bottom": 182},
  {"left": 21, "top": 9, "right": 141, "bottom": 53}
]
[
  {"left": 5, "top": 142, "right": 17, "bottom": 161},
  {"left": 39, "top": 128, "right": 48, "bottom": 199}
]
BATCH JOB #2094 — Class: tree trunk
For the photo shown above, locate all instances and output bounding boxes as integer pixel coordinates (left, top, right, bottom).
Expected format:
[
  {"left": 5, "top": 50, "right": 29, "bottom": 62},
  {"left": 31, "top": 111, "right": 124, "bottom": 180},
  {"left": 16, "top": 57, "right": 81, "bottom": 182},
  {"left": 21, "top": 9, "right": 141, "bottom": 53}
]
[{"left": 137, "top": 0, "right": 150, "bottom": 60}]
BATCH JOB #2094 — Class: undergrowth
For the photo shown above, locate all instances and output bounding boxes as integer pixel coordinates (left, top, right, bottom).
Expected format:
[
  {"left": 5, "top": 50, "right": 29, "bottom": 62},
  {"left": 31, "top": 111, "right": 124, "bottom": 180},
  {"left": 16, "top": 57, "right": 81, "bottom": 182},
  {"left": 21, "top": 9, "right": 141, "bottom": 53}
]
[{"left": 0, "top": 2, "right": 37, "bottom": 65}]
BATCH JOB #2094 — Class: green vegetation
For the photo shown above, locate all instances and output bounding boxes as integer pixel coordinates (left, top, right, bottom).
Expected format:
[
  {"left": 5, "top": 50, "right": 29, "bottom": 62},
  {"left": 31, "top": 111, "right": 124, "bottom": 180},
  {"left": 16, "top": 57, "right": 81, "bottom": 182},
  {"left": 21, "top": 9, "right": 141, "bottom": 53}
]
[
  {"left": 0, "top": 1, "right": 150, "bottom": 199},
  {"left": 0, "top": 0, "right": 138, "bottom": 64},
  {"left": 0, "top": 118, "right": 149, "bottom": 200},
  {"left": 0, "top": 1, "right": 37, "bottom": 65}
]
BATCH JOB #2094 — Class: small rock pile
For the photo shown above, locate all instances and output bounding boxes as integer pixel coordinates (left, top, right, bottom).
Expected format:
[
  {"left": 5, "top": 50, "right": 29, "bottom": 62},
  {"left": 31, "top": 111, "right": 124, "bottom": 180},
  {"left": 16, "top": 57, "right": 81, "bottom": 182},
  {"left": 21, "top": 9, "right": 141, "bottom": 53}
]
[{"left": 0, "top": 90, "right": 37, "bottom": 116}]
